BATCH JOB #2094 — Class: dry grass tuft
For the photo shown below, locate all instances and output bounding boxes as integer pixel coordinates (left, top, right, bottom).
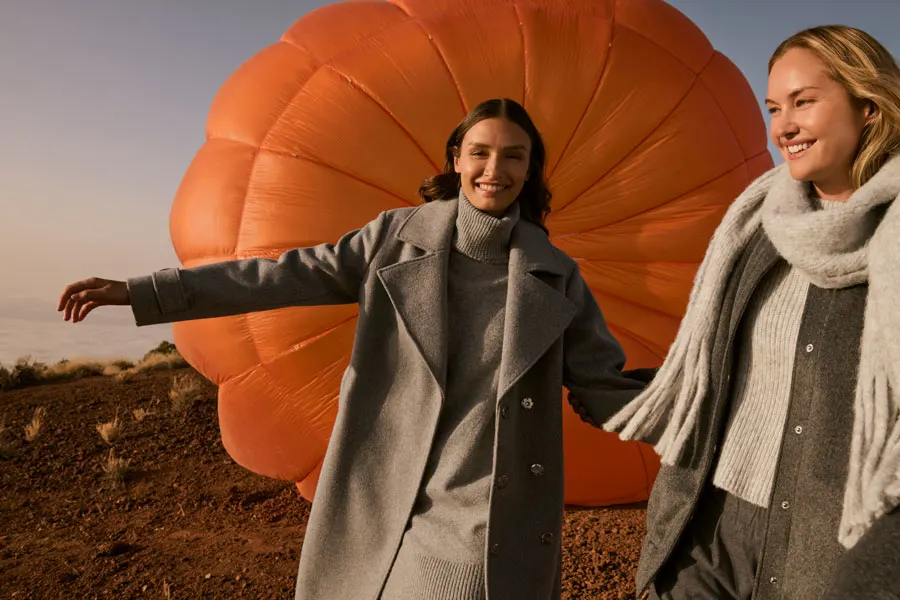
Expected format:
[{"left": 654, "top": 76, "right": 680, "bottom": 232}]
[
  {"left": 113, "top": 369, "right": 135, "bottom": 383},
  {"left": 169, "top": 373, "right": 206, "bottom": 413},
  {"left": 102, "top": 449, "right": 131, "bottom": 487},
  {"left": 24, "top": 406, "right": 46, "bottom": 442},
  {"left": 96, "top": 411, "right": 123, "bottom": 444},
  {"left": 132, "top": 407, "right": 153, "bottom": 422}
]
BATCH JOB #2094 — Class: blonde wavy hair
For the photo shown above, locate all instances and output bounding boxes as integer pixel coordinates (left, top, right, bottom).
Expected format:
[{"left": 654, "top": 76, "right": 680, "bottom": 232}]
[{"left": 769, "top": 25, "right": 900, "bottom": 189}]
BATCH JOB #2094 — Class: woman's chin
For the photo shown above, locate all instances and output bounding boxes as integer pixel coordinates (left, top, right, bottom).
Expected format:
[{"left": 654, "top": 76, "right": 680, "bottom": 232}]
[{"left": 469, "top": 195, "right": 515, "bottom": 215}]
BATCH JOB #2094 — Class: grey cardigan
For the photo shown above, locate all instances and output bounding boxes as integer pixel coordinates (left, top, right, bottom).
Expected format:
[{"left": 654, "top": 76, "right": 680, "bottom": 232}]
[
  {"left": 127, "top": 197, "right": 653, "bottom": 600},
  {"left": 637, "top": 229, "right": 900, "bottom": 600}
]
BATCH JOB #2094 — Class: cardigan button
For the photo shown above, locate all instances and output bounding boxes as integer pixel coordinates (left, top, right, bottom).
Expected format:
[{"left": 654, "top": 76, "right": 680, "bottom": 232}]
[
  {"left": 539, "top": 532, "right": 554, "bottom": 545},
  {"left": 805, "top": 343, "right": 814, "bottom": 353},
  {"left": 769, "top": 576, "right": 778, "bottom": 584},
  {"left": 530, "top": 463, "right": 545, "bottom": 477},
  {"left": 781, "top": 500, "right": 790, "bottom": 510},
  {"left": 521, "top": 397, "right": 534, "bottom": 410},
  {"left": 794, "top": 425, "right": 803, "bottom": 435}
]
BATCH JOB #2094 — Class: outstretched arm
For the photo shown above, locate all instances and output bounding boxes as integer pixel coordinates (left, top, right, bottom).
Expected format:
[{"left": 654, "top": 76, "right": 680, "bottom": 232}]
[
  {"left": 127, "top": 212, "right": 386, "bottom": 326},
  {"left": 59, "top": 212, "right": 386, "bottom": 326}
]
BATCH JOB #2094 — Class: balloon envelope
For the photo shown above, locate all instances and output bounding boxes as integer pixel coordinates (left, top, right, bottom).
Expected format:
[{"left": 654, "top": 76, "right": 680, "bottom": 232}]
[{"left": 169, "top": 0, "right": 772, "bottom": 506}]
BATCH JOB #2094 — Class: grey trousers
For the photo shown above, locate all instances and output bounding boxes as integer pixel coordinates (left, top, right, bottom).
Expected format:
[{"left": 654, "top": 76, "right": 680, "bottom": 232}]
[{"left": 650, "top": 486, "right": 767, "bottom": 600}]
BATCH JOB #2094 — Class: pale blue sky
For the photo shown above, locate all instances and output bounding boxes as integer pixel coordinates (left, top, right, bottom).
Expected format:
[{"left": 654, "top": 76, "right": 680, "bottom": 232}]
[{"left": 1, "top": 0, "right": 898, "bottom": 363}]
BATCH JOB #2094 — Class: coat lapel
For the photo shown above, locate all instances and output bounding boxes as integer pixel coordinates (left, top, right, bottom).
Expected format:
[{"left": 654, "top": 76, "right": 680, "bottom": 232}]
[
  {"left": 497, "top": 222, "right": 577, "bottom": 400},
  {"left": 376, "top": 200, "right": 456, "bottom": 391}
]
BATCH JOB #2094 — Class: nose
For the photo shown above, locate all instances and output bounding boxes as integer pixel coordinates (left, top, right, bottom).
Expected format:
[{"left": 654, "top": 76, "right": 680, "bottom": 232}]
[
  {"left": 771, "top": 109, "right": 799, "bottom": 145},
  {"left": 484, "top": 153, "right": 500, "bottom": 178}
]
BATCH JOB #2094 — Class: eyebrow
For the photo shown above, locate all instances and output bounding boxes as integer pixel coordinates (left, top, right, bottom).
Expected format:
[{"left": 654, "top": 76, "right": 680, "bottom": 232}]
[
  {"left": 467, "top": 142, "right": 529, "bottom": 151},
  {"left": 765, "top": 86, "right": 820, "bottom": 104}
]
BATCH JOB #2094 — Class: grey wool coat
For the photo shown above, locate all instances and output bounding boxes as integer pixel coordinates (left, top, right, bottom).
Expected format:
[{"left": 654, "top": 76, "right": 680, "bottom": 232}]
[
  {"left": 637, "top": 228, "right": 900, "bottom": 600},
  {"left": 127, "top": 197, "right": 654, "bottom": 600}
]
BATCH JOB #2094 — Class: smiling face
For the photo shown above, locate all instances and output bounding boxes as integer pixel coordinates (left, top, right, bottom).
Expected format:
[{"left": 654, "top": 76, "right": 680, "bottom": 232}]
[
  {"left": 453, "top": 117, "right": 532, "bottom": 216},
  {"left": 766, "top": 48, "right": 873, "bottom": 200}
]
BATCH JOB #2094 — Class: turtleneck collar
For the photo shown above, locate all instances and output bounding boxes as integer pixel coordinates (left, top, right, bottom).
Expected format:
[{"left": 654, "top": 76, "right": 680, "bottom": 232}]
[{"left": 452, "top": 190, "right": 520, "bottom": 264}]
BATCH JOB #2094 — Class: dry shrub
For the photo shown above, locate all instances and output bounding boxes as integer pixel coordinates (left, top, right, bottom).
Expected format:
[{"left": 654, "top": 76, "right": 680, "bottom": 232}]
[
  {"left": 96, "top": 411, "right": 123, "bottom": 444},
  {"left": 133, "top": 351, "right": 188, "bottom": 374},
  {"left": 108, "top": 342, "right": 187, "bottom": 382},
  {"left": 102, "top": 449, "right": 131, "bottom": 487},
  {"left": 169, "top": 373, "right": 206, "bottom": 412},
  {"left": 0, "top": 357, "right": 45, "bottom": 391},
  {"left": 132, "top": 407, "right": 153, "bottom": 422},
  {"left": 43, "top": 359, "right": 106, "bottom": 381},
  {"left": 24, "top": 406, "right": 46, "bottom": 442},
  {"left": 0, "top": 356, "right": 136, "bottom": 391}
]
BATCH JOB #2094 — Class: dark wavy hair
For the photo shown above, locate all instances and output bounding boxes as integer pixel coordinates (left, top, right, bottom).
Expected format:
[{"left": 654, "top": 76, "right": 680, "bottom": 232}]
[{"left": 418, "top": 98, "right": 552, "bottom": 233}]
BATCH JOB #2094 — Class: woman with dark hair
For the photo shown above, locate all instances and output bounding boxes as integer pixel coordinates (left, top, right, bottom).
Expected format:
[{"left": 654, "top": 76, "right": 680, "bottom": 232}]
[{"left": 58, "top": 97, "right": 653, "bottom": 600}]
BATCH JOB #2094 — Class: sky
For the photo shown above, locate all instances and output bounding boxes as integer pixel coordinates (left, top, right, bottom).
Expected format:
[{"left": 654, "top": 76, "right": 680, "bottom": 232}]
[{"left": 1, "top": 0, "right": 899, "bottom": 365}]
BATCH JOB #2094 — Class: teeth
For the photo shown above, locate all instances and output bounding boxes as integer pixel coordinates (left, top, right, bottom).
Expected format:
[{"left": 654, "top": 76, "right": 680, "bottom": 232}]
[
  {"left": 478, "top": 183, "right": 506, "bottom": 191},
  {"left": 787, "top": 142, "right": 813, "bottom": 154}
]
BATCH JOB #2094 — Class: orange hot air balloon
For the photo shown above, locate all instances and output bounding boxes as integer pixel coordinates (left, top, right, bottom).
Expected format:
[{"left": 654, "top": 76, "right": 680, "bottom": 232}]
[{"left": 169, "top": 0, "right": 772, "bottom": 506}]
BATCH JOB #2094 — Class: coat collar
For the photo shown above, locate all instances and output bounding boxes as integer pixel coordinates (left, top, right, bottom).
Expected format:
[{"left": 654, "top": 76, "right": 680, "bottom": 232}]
[
  {"left": 379, "top": 197, "right": 574, "bottom": 399},
  {"left": 396, "top": 198, "right": 565, "bottom": 276}
]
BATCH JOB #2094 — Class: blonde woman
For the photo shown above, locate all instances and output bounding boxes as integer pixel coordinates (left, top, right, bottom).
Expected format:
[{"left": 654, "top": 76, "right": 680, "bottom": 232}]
[{"left": 606, "top": 25, "right": 900, "bottom": 600}]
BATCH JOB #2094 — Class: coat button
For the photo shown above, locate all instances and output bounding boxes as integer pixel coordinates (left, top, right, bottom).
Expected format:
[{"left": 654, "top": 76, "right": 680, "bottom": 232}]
[
  {"left": 521, "top": 397, "right": 534, "bottom": 410},
  {"left": 490, "top": 543, "right": 500, "bottom": 556},
  {"left": 539, "top": 532, "right": 554, "bottom": 545},
  {"left": 496, "top": 474, "right": 509, "bottom": 489},
  {"left": 805, "top": 343, "right": 814, "bottom": 353},
  {"left": 499, "top": 405, "right": 510, "bottom": 419},
  {"left": 769, "top": 576, "right": 777, "bottom": 584},
  {"left": 530, "top": 463, "right": 545, "bottom": 477},
  {"left": 781, "top": 500, "right": 790, "bottom": 510},
  {"left": 794, "top": 425, "right": 803, "bottom": 435}
]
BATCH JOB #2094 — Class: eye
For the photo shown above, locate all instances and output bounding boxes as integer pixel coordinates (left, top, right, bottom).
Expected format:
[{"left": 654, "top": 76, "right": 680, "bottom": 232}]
[
  {"left": 796, "top": 98, "right": 814, "bottom": 107},
  {"left": 767, "top": 106, "right": 779, "bottom": 115}
]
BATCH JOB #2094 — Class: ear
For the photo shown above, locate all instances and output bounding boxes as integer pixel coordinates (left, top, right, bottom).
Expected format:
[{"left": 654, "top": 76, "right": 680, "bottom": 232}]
[
  {"left": 864, "top": 101, "right": 878, "bottom": 125},
  {"left": 452, "top": 146, "right": 461, "bottom": 174}
]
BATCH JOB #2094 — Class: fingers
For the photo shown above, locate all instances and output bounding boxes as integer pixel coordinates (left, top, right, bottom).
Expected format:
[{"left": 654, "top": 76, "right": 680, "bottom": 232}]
[
  {"left": 58, "top": 278, "right": 99, "bottom": 312},
  {"left": 75, "top": 300, "right": 100, "bottom": 323},
  {"left": 63, "top": 288, "right": 100, "bottom": 322}
]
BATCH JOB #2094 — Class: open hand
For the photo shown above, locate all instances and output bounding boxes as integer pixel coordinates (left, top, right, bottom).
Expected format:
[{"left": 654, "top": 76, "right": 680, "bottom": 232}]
[{"left": 58, "top": 277, "right": 130, "bottom": 323}]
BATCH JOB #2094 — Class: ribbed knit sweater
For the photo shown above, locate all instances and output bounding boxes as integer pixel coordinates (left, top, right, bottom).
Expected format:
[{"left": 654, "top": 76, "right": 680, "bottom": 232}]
[
  {"left": 712, "top": 198, "right": 842, "bottom": 508},
  {"left": 380, "top": 195, "right": 519, "bottom": 600}
]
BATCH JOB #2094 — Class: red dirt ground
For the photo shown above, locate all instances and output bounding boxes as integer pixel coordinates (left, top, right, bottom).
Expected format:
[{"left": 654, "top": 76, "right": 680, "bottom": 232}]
[{"left": 0, "top": 368, "right": 647, "bottom": 599}]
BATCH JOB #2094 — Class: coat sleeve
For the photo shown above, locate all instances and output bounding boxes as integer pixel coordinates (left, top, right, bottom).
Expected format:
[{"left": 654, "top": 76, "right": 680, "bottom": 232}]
[
  {"left": 125, "top": 212, "right": 387, "bottom": 327},
  {"left": 562, "top": 264, "right": 656, "bottom": 428},
  {"left": 824, "top": 507, "right": 900, "bottom": 599}
]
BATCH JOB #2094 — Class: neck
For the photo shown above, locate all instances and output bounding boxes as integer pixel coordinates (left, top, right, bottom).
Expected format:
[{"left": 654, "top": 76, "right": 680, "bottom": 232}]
[
  {"left": 453, "top": 193, "right": 519, "bottom": 264},
  {"left": 812, "top": 174, "right": 854, "bottom": 202}
]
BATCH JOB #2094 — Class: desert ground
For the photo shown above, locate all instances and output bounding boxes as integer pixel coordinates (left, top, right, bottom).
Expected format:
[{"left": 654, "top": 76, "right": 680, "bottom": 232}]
[{"left": 0, "top": 348, "right": 647, "bottom": 599}]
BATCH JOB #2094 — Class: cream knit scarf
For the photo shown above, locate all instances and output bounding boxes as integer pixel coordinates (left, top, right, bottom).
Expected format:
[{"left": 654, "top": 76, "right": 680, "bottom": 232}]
[{"left": 605, "top": 154, "right": 900, "bottom": 548}]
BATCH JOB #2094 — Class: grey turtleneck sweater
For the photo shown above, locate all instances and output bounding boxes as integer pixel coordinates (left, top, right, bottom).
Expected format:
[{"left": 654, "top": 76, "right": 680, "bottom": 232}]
[
  {"left": 712, "top": 197, "right": 843, "bottom": 507},
  {"left": 380, "top": 195, "right": 519, "bottom": 600}
]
